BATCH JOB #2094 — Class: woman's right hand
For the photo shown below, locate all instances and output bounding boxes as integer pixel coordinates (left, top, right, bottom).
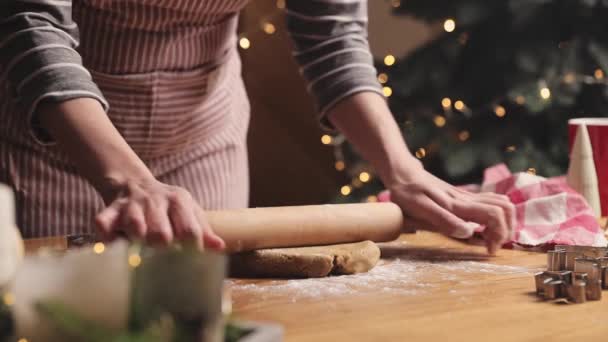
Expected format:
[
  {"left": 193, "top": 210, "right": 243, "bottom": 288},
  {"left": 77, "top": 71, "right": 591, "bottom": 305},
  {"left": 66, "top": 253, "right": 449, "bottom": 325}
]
[
  {"left": 38, "top": 98, "right": 224, "bottom": 251},
  {"left": 94, "top": 177, "right": 225, "bottom": 250}
]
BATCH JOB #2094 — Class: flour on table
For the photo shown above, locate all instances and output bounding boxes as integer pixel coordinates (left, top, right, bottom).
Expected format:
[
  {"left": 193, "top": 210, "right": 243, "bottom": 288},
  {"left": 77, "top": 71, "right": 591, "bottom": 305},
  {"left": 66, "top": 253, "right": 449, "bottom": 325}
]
[{"left": 230, "top": 259, "right": 536, "bottom": 302}]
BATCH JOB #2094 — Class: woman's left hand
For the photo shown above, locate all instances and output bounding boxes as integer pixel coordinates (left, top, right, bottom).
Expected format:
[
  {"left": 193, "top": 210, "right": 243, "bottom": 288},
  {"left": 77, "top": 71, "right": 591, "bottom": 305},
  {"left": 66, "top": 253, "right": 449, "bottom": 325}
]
[{"left": 386, "top": 162, "right": 516, "bottom": 254}]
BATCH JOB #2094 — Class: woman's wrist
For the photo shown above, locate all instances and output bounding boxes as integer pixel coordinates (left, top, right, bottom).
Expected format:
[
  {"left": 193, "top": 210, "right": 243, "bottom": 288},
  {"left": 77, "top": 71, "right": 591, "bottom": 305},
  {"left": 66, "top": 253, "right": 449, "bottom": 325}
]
[
  {"left": 38, "top": 98, "right": 156, "bottom": 203},
  {"left": 380, "top": 154, "right": 424, "bottom": 190}
]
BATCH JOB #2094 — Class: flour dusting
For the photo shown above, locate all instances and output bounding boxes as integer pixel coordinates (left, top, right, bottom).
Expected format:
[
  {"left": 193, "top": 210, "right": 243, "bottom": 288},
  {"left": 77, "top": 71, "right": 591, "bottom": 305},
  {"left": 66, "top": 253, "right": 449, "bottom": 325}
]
[{"left": 230, "top": 259, "right": 536, "bottom": 301}]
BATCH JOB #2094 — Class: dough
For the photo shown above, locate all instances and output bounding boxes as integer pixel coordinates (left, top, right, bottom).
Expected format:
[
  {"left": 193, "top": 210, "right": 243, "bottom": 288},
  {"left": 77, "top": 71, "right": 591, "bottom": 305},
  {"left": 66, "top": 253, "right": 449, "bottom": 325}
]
[{"left": 229, "top": 240, "right": 380, "bottom": 278}]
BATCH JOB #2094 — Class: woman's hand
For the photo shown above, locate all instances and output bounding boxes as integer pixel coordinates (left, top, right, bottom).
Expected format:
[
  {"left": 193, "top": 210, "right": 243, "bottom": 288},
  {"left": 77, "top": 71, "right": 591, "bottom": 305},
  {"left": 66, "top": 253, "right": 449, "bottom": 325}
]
[
  {"left": 38, "top": 98, "right": 224, "bottom": 250},
  {"left": 95, "top": 177, "right": 225, "bottom": 250},
  {"left": 387, "top": 161, "right": 515, "bottom": 254}
]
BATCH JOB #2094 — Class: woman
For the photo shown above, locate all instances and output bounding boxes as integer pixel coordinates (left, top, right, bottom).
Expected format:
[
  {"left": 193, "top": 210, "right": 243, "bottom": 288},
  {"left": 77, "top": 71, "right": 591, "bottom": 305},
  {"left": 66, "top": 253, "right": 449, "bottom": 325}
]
[{"left": 0, "top": 0, "right": 513, "bottom": 253}]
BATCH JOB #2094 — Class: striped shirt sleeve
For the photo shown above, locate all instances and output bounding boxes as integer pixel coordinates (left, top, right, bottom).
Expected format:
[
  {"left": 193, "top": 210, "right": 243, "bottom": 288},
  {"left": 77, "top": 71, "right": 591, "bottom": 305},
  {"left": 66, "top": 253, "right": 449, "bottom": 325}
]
[
  {"left": 284, "top": 0, "right": 383, "bottom": 128},
  {"left": 0, "top": 0, "right": 108, "bottom": 144}
]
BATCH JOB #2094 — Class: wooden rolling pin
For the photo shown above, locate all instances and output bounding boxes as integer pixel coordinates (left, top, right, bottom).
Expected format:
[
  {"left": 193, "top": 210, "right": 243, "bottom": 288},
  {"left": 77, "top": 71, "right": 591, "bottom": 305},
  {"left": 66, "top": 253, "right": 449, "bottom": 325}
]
[{"left": 208, "top": 202, "right": 404, "bottom": 253}]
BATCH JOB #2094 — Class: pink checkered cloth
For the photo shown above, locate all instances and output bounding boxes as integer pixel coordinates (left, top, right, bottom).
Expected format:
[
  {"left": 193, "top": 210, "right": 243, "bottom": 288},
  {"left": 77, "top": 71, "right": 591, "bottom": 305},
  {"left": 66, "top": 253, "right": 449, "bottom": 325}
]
[{"left": 379, "top": 164, "right": 607, "bottom": 248}]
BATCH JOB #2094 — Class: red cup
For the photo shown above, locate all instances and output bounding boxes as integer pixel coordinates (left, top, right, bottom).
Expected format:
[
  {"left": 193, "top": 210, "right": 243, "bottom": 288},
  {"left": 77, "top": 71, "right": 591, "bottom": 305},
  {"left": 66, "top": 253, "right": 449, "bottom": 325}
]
[{"left": 568, "top": 118, "right": 608, "bottom": 216}]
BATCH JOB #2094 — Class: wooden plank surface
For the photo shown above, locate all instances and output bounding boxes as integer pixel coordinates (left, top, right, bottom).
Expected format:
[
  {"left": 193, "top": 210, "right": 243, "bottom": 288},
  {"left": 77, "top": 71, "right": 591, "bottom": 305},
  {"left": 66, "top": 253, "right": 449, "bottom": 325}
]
[
  {"left": 230, "top": 231, "right": 608, "bottom": 342},
  {"left": 24, "top": 232, "right": 608, "bottom": 341}
]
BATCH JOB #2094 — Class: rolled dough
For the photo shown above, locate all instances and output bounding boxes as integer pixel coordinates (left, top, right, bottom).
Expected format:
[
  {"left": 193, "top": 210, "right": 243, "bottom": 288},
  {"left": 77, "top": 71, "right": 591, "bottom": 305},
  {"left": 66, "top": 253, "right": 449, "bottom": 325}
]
[{"left": 229, "top": 241, "right": 380, "bottom": 278}]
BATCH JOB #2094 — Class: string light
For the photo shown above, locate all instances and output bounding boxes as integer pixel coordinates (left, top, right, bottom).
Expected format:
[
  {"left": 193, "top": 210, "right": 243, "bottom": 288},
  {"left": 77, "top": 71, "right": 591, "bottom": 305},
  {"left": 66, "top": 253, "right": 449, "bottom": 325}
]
[
  {"left": 433, "top": 115, "right": 446, "bottom": 127},
  {"left": 335, "top": 160, "right": 345, "bottom": 171},
  {"left": 2, "top": 292, "right": 15, "bottom": 306},
  {"left": 494, "top": 105, "right": 506, "bottom": 117},
  {"left": 458, "top": 32, "right": 469, "bottom": 45},
  {"left": 527, "top": 167, "right": 537, "bottom": 175},
  {"left": 377, "top": 73, "right": 388, "bottom": 84},
  {"left": 366, "top": 195, "right": 378, "bottom": 202},
  {"left": 340, "top": 185, "right": 352, "bottom": 196},
  {"left": 454, "top": 100, "right": 465, "bottom": 110},
  {"left": 443, "top": 19, "right": 456, "bottom": 33},
  {"left": 359, "top": 172, "right": 371, "bottom": 183},
  {"left": 262, "top": 22, "right": 276, "bottom": 34},
  {"left": 563, "top": 73, "right": 576, "bottom": 84},
  {"left": 382, "top": 86, "right": 393, "bottom": 97},
  {"left": 458, "top": 130, "right": 470, "bottom": 141},
  {"left": 384, "top": 54, "right": 396, "bottom": 66},
  {"left": 539, "top": 87, "right": 551, "bottom": 99},
  {"left": 321, "top": 134, "right": 332, "bottom": 145},
  {"left": 128, "top": 253, "right": 142, "bottom": 268},
  {"left": 276, "top": 0, "right": 285, "bottom": 9},
  {"left": 93, "top": 242, "right": 105, "bottom": 254},
  {"left": 506, "top": 145, "right": 517, "bottom": 152},
  {"left": 595, "top": 68, "right": 604, "bottom": 80},
  {"left": 515, "top": 96, "right": 526, "bottom": 105},
  {"left": 239, "top": 37, "right": 251, "bottom": 50},
  {"left": 415, "top": 148, "right": 426, "bottom": 159},
  {"left": 441, "top": 97, "right": 452, "bottom": 108}
]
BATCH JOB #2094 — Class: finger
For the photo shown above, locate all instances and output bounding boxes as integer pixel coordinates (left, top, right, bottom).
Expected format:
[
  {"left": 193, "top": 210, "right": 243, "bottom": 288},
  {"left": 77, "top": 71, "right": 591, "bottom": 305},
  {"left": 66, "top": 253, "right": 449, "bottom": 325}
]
[
  {"left": 450, "top": 201, "right": 510, "bottom": 255},
  {"left": 194, "top": 207, "right": 225, "bottom": 251},
  {"left": 95, "top": 203, "right": 122, "bottom": 242},
  {"left": 473, "top": 193, "right": 516, "bottom": 240},
  {"left": 403, "top": 195, "right": 475, "bottom": 239},
  {"left": 168, "top": 193, "right": 203, "bottom": 249},
  {"left": 143, "top": 198, "right": 173, "bottom": 246},
  {"left": 119, "top": 202, "right": 148, "bottom": 241}
]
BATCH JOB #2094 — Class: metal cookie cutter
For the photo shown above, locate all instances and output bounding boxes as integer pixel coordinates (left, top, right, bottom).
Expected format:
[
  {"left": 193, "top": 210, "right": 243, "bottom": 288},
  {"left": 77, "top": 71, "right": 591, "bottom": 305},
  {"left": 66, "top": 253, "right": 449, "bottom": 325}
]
[{"left": 534, "top": 245, "right": 608, "bottom": 303}]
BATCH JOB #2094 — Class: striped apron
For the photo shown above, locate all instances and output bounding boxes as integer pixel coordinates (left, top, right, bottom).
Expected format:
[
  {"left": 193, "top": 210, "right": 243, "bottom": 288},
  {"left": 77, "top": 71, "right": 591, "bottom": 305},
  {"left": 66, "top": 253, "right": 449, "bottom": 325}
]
[{"left": 0, "top": 0, "right": 251, "bottom": 238}]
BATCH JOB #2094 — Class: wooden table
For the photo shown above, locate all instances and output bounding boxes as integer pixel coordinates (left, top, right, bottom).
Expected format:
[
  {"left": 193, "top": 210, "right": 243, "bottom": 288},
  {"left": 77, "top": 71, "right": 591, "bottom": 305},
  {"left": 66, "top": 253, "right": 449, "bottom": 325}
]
[
  {"left": 24, "top": 232, "right": 608, "bottom": 342},
  {"left": 230, "top": 232, "right": 608, "bottom": 342}
]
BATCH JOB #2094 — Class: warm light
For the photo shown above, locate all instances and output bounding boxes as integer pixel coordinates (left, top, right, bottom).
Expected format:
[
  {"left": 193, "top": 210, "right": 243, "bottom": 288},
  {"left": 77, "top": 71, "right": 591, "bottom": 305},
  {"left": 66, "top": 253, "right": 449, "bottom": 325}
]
[
  {"left": 441, "top": 97, "right": 452, "bottom": 108},
  {"left": 17, "top": 339, "right": 28, "bottom": 342},
  {"left": 276, "top": 0, "right": 285, "bottom": 9},
  {"left": 454, "top": 100, "right": 465, "bottom": 110},
  {"left": 458, "top": 130, "right": 470, "bottom": 141},
  {"left": 382, "top": 86, "right": 393, "bottom": 97},
  {"left": 366, "top": 195, "right": 378, "bottom": 202},
  {"left": 335, "top": 161, "right": 345, "bottom": 171},
  {"left": 93, "top": 242, "right": 105, "bottom": 254},
  {"left": 539, "top": 87, "right": 551, "bottom": 99},
  {"left": 527, "top": 167, "right": 537, "bottom": 175},
  {"left": 239, "top": 37, "right": 251, "bottom": 50},
  {"left": 340, "top": 185, "right": 352, "bottom": 196},
  {"left": 384, "top": 55, "right": 396, "bottom": 66},
  {"left": 434, "top": 115, "right": 446, "bottom": 127},
  {"left": 515, "top": 96, "right": 526, "bottom": 105},
  {"left": 595, "top": 69, "right": 604, "bottom": 80},
  {"left": 391, "top": 0, "right": 401, "bottom": 7},
  {"left": 506, "top": 145, "right": 516, "bottom": 152},
  {"left": 377, "top": 73, "right": 388, "bottom": 84},
  {"left": 443, "top": 19, "right": 456, "bottom": 33},
  {"left": 128, "top": 253, "right": 142, "bottom": 268},
  {"left": 415, "top": 148, "right": 426, "bottom": 159},
  {"left": 458, "top": 32, "right": 469, "bottom": 45},
  {"left": 3, "top": 292, "right": 15, "bottom": 306},
  {"left": 359, "top": 172, "right": 371, "bottom": 183},
  {"left": 263, "top": 22, "right": 276, "bottom": 34},
  {"left": 494, "top": 105, "right": 506, "bottom": 117},
  {"left": 563, "top": 73, "right": 576, "bottom": 84},
  {"left": 321, "top": 134, "right": 332, "bottom": 145}
]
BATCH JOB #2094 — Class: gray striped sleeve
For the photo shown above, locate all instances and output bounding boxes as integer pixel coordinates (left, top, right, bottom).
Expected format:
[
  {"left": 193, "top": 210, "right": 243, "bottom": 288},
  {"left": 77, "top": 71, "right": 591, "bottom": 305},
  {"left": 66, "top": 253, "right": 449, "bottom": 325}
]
[
  {"left": 0, "top": 0, "right": 108, "bottom": 144},
  {"left": 285, "top": 0, "right": 383, "bottom": 128}
]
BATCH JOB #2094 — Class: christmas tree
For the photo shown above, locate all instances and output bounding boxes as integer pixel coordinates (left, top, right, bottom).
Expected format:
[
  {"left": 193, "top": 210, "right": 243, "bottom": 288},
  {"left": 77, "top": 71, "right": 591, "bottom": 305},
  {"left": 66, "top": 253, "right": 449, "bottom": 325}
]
[{"left": 332, "top": 0, "right": 608, "bottom": 203}]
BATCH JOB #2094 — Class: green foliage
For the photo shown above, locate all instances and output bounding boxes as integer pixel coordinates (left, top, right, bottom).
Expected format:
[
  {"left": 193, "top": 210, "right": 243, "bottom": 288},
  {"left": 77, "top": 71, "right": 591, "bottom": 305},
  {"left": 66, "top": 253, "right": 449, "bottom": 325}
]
[{"left": 367, "top": 0, "right": 608, "bottom": 185}]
